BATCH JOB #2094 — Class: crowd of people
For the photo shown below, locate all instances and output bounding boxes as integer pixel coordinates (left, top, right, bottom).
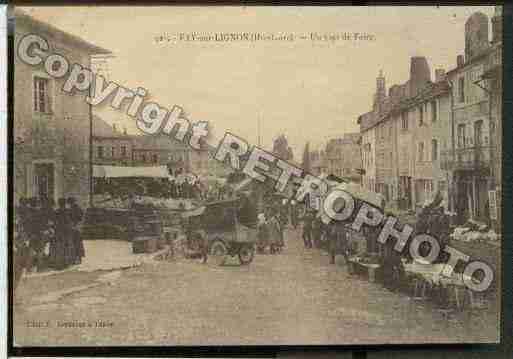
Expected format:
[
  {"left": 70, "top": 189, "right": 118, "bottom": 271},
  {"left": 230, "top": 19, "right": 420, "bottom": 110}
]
[
  {"left": 254, "top": 190, "right": 452, "bottom": 293},
  {"left": 14, "top": 196, "right": 85, "bottom": 283}
]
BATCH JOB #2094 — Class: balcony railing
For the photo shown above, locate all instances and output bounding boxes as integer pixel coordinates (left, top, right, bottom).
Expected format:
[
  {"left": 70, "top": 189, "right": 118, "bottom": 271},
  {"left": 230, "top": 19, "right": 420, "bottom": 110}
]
[{"left": 440, "top": 146, "right": 491, "bottom": 171}]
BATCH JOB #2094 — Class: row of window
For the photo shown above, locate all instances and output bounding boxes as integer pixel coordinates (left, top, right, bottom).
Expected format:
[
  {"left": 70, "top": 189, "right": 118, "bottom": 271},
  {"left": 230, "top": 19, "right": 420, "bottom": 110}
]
[
  {"left": 457, "top": 120, "right": 484, "bottom": 148},
  {"left": 417, "top": 139, "right": 439, "bottom": 162},
  {"left": 136, "top": 153, "right": 159, "bottom": 163},
  {"left": 400, "top": 100, "right": 438, "bottom": 130},
  {"left": 368, "top": 128, "right": 482, "bottom": 165},
  {"left": 97, "top": 145, "right": 129, "bottom": 159},
  {"left": 456, "top": 66, "right": 485, "bottom": 105}
]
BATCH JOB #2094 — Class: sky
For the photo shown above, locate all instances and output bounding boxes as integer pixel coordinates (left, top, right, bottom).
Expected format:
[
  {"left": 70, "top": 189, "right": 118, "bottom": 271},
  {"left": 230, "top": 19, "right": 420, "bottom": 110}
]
[{"left": 20, "top": 5, "right": 495, "bottom": 159}]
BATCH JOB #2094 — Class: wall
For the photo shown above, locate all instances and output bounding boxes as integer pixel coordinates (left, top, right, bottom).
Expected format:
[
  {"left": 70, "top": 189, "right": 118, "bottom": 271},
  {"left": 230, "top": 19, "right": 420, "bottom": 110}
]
[
  {"left": 409, "top": 92, "right": 452, "bottom": 208},
  {"left": 14, "top": 18, "right": 94, "bottom": 207},
  {"left": 361, "top": 127, "right": 376, "bottom": 192}
]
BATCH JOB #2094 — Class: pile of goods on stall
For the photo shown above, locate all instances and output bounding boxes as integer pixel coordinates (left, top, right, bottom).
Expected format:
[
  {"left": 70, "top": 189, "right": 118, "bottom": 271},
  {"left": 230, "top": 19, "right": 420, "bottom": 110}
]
[
  {"left": 450, "top": 219, "right": 500, "bottom": 243},
  {"left": 357, "top": 252, "right": 382, "bottom": 265},
  {"left": 94, "top": 195, "right": 198, "bottom": 211}
]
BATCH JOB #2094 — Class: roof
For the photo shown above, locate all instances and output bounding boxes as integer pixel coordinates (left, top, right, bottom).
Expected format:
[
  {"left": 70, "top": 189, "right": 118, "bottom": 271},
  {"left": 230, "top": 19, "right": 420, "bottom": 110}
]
[
  {"left": 359, "top": 80, "right": 450, "bottom": 133},
  {"left": 133, "top": 134, "right": 186, "bottom": 150},
  {"left": 92, "top": 116, "right": 127, "bottom": 137},
  {"left": 446, "top": 44, "right": 497, "bottom": 77},
  {"left": 394, "top": 80, "right": 450, "bottom": 113},
  {"left": 357, "top": 111, "right": 377, "bottom": 132},
  {"left": 14, "top": 9, "right": 111, "bottom": 55}
]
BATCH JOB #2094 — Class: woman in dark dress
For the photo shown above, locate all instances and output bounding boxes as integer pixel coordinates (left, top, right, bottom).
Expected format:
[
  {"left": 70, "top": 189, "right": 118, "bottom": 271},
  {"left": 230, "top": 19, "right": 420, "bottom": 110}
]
[
  {"left": 54, "top": 198, "right": 74, "bottom": 269},
  {"left": 328, "top": 220, "right": 348, "bottom": 265}
]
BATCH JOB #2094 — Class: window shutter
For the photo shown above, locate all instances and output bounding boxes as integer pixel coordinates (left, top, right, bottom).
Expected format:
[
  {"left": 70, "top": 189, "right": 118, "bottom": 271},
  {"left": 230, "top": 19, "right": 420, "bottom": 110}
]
[{"left": 33, "top": 78, "right": 38, "bottom": 111}]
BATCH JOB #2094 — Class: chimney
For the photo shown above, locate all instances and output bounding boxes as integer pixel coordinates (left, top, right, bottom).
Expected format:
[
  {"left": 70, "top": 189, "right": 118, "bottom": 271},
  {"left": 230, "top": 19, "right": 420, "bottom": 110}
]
[
  {"left": 465, "top": 12, "right": 490, "bottom": 61},
  {"left": 409, "top": 56, "right": 431, "bottom": 97},
  {"left": 435, "top": 69, "right": 446, "bottom": 83},
  {"left": 457, "top": 55, "right": 465, "bottom": 67}
]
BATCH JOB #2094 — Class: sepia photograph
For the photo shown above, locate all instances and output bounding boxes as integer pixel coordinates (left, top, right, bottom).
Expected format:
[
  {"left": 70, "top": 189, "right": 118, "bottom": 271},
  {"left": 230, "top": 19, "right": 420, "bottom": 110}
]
[{"left": 10, "top": 5, "right": 503, "bottom": 347}]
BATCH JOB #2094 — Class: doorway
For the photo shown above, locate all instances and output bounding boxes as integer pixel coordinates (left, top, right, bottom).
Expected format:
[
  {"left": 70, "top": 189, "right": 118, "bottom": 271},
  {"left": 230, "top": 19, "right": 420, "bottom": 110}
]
[{"left": 34, "top": 162, "right": 55, "bottom": 201}]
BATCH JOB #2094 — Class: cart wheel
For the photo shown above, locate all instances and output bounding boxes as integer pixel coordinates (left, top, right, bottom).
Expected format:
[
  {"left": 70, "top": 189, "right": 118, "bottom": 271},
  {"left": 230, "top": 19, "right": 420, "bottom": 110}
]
[
  {"left": 238, "top": 245, "right": 255, "bottom": 265},
  {"left": 210, "top": 240, "right": 227, "bottom": 266}
]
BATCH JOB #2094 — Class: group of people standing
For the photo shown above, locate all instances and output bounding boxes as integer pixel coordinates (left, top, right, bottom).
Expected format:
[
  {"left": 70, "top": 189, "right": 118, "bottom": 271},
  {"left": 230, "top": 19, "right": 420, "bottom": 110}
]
[
  {"left": 256, "top": 206, "right": 285, "bottom": 254},
  {"left": 14, "top": 196, "right": 85, "bottom": 276},
  {"left": 301, "top": 207, "right": 350, "bottom": 265},
  {"left": 256, "top": 196, "right": 349, "bottom": 261}
]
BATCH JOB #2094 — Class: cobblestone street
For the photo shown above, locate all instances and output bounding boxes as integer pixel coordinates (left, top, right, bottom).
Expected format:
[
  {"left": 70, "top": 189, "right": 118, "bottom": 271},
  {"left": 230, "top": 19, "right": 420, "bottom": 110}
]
[{"left": 13, "top": 228, "right": 499, "bottom": 346}]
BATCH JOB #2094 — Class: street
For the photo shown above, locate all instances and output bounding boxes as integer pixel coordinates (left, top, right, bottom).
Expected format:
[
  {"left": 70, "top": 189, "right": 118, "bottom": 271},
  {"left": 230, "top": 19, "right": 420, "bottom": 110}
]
[{"left": 13, "top": 227, "right": 499, "bottom": 346}]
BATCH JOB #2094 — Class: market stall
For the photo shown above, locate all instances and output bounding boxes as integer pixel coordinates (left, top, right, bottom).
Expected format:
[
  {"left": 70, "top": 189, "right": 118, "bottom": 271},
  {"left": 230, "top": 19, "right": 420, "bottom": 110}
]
[{"left": 84, "top": 165, "right": 195, "bottom": 243}]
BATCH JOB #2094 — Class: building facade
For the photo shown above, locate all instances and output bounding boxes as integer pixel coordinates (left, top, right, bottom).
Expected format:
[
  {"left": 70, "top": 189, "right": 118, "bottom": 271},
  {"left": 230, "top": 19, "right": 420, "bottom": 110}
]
[
  {"left": 358, "top": 111, "right": 377, "bottom": 192},
  {"left": 13, "top": 10, "right": 111, "bottom": 207},
  {"left": 91, "top": 120, "right": 229, "bottom": 179},
  {"left": 480, "top": 7, "right": 503, "bottom": 229},
  {"left": 442, "top": 11, "right": 501, "bottom": 224},
  {"left": 324, "top": 133, "right": 362, "bottom": 182},
  {"left": 401, "top": 80, "right": 452, "bottom": 210},
  {"left": 309, "top": 149, "right": 326, "bottom": 176},
  {"left": 356, "top": 8, "right": 502, "bottom": 226}
]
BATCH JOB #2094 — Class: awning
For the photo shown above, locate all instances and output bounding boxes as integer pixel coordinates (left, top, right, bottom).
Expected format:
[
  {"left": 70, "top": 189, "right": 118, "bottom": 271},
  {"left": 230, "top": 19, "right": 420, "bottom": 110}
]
[{"left": 93, "top": 165, "right": 170, "bottom": 178}]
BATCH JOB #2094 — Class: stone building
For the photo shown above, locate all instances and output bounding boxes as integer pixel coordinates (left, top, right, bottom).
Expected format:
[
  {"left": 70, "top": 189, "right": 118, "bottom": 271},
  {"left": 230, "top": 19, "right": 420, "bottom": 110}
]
[
  {"left": 92, "top": 118, "right": 133, "bottom": 166},
  {"left": 356, "top": 9, "right": 503, "bottom": 225},
  {"left": 131, "top": 134, "right": 190, "bottom": 171},
  {"left": 13, "top": 10, "right": 111, "bottom": 207},
  {"left": 358, "top": 111, "right": 377, "bottom": 192},
  {"left": 92, "top": 119, "right": 228, "bottom": 179},
  {"left": 309, "top": 149, "right": 326, "bottom": 176},
  {"left": 479, "top": 6, "right": 503, "bottom": 229},
  {"left": 374, "top": 102, "right": 396, "bottom": 202},
  {"left": 358, "top": 58, "right": 451, "bottom": 208},
  {"left": 397, "top": 78, "right": 452, "bottom": 210},
  {"left": 442, "top": 11, "right": 500, "bottom": 224},
  {"left": 324, "top": 133, "right": 362, "bottom": 182}
]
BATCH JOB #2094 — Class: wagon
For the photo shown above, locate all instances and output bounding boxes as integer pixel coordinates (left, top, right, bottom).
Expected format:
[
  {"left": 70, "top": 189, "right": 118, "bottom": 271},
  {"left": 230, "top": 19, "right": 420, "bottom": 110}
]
[{"left": 181, "top": 199, "right": 257, "bottom": 266}]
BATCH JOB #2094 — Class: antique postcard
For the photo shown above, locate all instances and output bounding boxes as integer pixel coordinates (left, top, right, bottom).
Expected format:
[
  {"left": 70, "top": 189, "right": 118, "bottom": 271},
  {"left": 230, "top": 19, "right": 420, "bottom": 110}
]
[{"left": 11, "top": 5, "right": 502, "bottom": 347}]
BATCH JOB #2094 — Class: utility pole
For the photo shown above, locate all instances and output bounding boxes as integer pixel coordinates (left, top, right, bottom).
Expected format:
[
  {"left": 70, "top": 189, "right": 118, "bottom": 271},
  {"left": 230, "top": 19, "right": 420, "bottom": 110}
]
[
  {"left": 88, "top": 59, "right": 94, "bottom": 208},
  {"left": 257, "top": 115, "right": 262, "bottom": 147}
]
